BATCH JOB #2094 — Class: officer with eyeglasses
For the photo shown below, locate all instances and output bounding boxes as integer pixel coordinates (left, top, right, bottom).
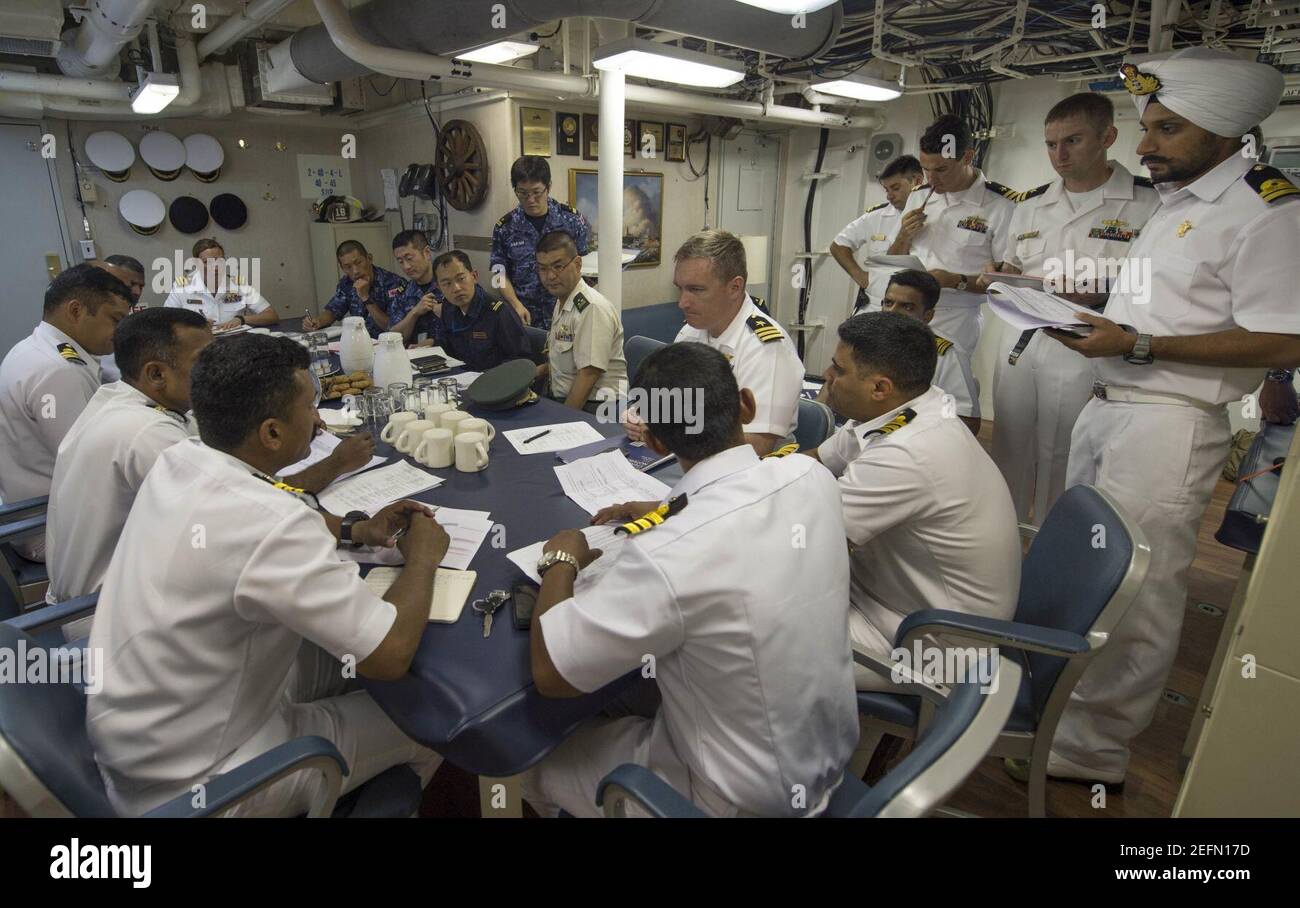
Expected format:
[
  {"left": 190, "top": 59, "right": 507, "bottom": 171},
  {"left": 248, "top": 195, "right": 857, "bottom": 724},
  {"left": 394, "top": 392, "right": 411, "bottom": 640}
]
[
  {"left": 424, "top": 249, "right": 533, "bottom": 372},
  {"left": 491, "top": 156, "right": 590, "bottom": 330}
]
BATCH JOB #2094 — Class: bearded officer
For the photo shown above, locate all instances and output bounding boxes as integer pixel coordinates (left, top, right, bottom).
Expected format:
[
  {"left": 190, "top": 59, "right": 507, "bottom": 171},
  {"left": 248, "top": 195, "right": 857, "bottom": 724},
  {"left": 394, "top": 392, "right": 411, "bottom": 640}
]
[
  {"left": 890, "top": 114, "right": 1018, "bottom": 353},
  {"left": 1020, "top": 49, "right": 1300, "bottom": 787},
  {"left": 987, "top": 93, "right": 1160, "bottom": 525},
  {"left": 0, "top": 264, "right": 130, "bottom": 561}
]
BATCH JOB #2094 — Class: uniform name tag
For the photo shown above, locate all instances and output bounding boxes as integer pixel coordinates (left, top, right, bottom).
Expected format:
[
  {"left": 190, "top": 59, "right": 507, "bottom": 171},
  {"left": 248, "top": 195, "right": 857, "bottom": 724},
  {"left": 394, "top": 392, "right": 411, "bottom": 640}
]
[
  {"left": 1016, "top": 231, "right": 1040, "bottom": 241},
  {"left": 957, "top": 216, "right": 988, "bottom": 233},
  {"left": 870, "top": 233, "right": 888, "bottom": 242},
  {"left": 471, "top": 331, "right": 489, "bottom": 340}
]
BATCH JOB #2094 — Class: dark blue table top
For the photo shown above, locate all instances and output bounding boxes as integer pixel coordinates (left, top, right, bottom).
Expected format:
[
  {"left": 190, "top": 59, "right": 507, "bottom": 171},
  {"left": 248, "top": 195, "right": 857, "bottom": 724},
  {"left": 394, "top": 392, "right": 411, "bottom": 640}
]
[{"left": 327, "top": 356, "right": 672, "bottom": 776}]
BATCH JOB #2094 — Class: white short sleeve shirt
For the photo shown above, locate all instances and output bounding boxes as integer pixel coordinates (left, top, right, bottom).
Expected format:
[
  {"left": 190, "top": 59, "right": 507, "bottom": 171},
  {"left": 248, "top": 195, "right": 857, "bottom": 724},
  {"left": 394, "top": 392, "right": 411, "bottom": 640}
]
[
  {"left": 163, "top": 271, "right": 270, "bottom": 323},
  {"left": 547, "top": 279, "right": 628, "bottom": 401},
  {"left": 835, "top": 202, "right": 904, "bottom": 304},
  {"left": 539, "top": 444, "right": 858, "bottom": 816}
]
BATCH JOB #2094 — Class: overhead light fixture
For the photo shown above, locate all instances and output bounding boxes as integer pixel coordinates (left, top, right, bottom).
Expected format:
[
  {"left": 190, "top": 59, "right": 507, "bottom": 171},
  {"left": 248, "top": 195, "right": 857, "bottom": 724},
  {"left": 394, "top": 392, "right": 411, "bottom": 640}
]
[
  {"left": 592, "top": 38, "right": 746, "bottom": 88},
  {"left": 455, "top": 40, "right": 540, "bottom": 65},
  {"left": 811, "top": 73, "right": 902, "bottom": 102},
  {"left": 734, "top": 0, "right": 839, "bottom": 12},
  {"left": 129, "top": 72, "right": 180, "bottom": 113}
]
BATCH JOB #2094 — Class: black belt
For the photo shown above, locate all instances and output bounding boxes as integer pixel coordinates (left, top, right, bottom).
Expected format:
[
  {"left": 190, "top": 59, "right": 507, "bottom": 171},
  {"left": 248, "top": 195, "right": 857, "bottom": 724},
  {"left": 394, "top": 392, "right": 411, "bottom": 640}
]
[{"left": 1007, "top": 297, "right": 1108, "bottom": 366}]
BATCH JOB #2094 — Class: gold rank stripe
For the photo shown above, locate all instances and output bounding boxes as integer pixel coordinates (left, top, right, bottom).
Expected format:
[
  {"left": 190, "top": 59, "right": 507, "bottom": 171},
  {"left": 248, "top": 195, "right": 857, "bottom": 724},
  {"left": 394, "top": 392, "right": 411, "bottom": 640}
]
[
  {"left": 762, "top": 442, "right": 800, "bottom": 459},
  {"left": 1259, "top": 179, "right": 1300, "bottom": 203},
  {"left": 56, "top": 342, "right": 85, "bottom": 364},
  {"left": 864, "top": 407, "right": 918, "bottom": 438},
  {"left": 935, "top": 337, "right": 953, "bottom": 356},
  {"left": 616, "top": 494, "right": 688, "bottom": 536}
]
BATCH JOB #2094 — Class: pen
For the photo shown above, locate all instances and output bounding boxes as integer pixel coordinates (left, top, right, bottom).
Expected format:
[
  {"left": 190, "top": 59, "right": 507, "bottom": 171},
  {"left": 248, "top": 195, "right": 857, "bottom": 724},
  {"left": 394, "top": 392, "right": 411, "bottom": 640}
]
[{"left": 524, "top": 429, "right": 551, "bottom": 444}]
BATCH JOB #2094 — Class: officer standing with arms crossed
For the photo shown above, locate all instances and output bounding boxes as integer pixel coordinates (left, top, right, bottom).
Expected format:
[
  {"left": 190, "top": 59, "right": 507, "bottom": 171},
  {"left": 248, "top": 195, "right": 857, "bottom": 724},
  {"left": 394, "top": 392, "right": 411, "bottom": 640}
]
[
  {"left": 988, "top": 93, "right": 1160, "bottom": 525},
  {"left": 1019, "top": 49, "right": 1300, "bottom": 787},
  {"left": 491, "top": 156, "right": 590, "bottom": 329}
]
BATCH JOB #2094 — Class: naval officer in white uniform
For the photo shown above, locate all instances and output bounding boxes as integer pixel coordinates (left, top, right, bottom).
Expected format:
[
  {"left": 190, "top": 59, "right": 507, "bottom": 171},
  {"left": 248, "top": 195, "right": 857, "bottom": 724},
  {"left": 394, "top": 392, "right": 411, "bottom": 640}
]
[
  {"left": 0, "top": 264, "right": 130, "bottom": 561},
  {"left": 163, "top": 237, "right": 280, "bottom": 331},
  {"left": 988, "top": 93, "right": 1160, "bottom": 525},
  {"left": 1031, "top": 49, "right": 1300, "bottom": 785},
  {"left": 87, "top": 334, "right": 444, "bottom": 816},
  {"left": 891, "top": 114, "right": 1018, "bottom": 354},
  {"left": 522, "top": 342, "right": 857, "bottom": 817},
  {"left": 831, "top": 155, "right": 925, "bottom": 312}
]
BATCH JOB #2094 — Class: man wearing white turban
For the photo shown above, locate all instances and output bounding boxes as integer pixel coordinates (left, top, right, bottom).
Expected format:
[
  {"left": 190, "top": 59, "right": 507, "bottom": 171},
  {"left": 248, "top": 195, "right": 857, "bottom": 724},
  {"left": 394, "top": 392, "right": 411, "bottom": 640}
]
[{"left": 1012, "top": 48, "right": 1300, "bottom": 788}]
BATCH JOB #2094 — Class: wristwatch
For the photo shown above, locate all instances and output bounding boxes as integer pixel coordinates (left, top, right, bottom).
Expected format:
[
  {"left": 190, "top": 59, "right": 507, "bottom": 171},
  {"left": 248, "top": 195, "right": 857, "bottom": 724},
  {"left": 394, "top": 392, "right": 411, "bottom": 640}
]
[
  {"left": 234, "top": 314, "right": 246, "bottom": 325},
  {"left": 955, "top": 275, "right": 969, "bottom": 291},
  {"left": 340, "top": 510, "right": 369, "bottom": 547},
  {"left": 1266, "top": 368, "right": 1295, "bottom": 383},
  {"left": 1123, "top": 332, "right": 1154, "bottom": 365},
  {"left": 537, "top": 550, "right": 580, "bottom": 577}
]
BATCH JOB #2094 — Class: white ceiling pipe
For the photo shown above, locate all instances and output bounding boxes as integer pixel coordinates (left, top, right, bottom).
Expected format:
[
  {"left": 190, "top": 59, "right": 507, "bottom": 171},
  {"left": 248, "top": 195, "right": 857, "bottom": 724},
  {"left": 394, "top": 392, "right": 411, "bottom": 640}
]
[
  {"left": 0, "top": 71, "right": 131, "bottom": 101},
  {"left": 1148, "top": 0, "right": 1166, "bottom": 54},
  {"left": 58, "top": 0, "right": 160, "bottom": 78},
  {"left": 623, "top": 82, "right": 865, "bottom": 130},
  {"left": 198, "top": 0, "right": 297, "bottom": 60},
  {"left": 312, "top": 0, "right": 593, "bottom": 95},
  {"left": 598, "top": 67, "right": 625, "bottom": 308}
]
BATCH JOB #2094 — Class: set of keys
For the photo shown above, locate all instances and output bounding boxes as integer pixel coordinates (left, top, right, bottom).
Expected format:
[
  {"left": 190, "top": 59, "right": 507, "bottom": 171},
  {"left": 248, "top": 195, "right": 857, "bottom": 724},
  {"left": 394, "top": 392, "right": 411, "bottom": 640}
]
[{"left": 472, "top": 589, "right": 511, "bottom": 637}]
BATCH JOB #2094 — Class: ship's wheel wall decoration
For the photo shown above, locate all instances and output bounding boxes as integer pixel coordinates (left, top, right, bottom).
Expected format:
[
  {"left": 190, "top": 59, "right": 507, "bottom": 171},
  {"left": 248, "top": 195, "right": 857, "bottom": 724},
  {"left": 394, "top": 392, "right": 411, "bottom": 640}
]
[{"left": 435, "top": 119, "right": 489, "bottom": 211}]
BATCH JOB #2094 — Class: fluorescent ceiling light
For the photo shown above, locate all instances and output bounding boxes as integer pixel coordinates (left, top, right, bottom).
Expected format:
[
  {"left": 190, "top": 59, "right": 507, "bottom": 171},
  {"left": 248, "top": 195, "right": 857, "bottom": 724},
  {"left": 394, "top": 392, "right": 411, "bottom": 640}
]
[
  {"left": 455, "top": 41, "right": 539, "bottom": 65},
  {"left": 735, "top": 0, "right": 839, "bottom": 11},
  {"left": 129, "top": 72, "right": 180, "bottom": 114},
  {"left": 811, "top": 73, "right": 902, "bottom": 102},
  {"left": 593, "top": 38, "right": 745, "bottom": 88}
]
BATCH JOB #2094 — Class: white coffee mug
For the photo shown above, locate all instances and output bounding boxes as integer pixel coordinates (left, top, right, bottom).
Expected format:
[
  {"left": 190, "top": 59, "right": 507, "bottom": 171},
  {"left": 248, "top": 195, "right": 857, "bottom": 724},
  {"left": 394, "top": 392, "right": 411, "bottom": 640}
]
[
  {"left": 379, "top": 410, "right": 418, "bottom": 444},
  {"left": 395, "top": 419, "right": 436, "bottom": 454},
  {"left": 457, "top": 417, "right": 496, "bottom": 444},
  {"left": 441, "top": 409, "right": 471, "bottom": 433},
  {"left": 414, "top": 427, "right": 454, "bottom": 468},
  {"left": 455, "top": 431, "right": 489, "bottom": 472},
  {"left": 423, "top": 402, "right": 454, "bottom": 424}
]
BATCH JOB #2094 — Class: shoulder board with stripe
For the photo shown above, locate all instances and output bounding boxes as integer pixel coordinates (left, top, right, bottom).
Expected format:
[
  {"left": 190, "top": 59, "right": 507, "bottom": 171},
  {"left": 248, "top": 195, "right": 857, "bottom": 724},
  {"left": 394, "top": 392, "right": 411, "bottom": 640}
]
[
  {"left": 934, "top": 336, "right": 953, "bottom": 356},
  {"left": 1017, "top": 182, "right": 1051, "bottom": 203},
  {"left": 984, "top": 180, "right": 1022, "bottom": 202},
  {"left": 750, "top": 295, "right": 769, "bottom": 314},
  {"left": 1133, "top": 175, "right": 1154, "bottom": 189},
  {"left": 866, "top": 201, "right": 890, "bottom": 213},
  {"left": 1243, "top": 164, "right": 1300, "bottom": 205},
  {"left": 495, "top": 212, "right": 510, "bottom": 228},
  {"left": 556, "top": 200, "right": 579, "bottom": 215},
  {"left": 491, "top": 300, "right": 503, "bottom": 311},
  {"left": 56, "top": 342, "right": 86, "bottom": 366},
  {"left": 762, "top": 442, "right": 800, "bottom": 459},
  {"left": 615, "top": 494, "right": 688, "bottom": 536},
  {"left": 864, "top": 407, "right": 917, "bottom": 438},
  {"left": 746, "top": 313, "right": 784, "bottom": 344}
]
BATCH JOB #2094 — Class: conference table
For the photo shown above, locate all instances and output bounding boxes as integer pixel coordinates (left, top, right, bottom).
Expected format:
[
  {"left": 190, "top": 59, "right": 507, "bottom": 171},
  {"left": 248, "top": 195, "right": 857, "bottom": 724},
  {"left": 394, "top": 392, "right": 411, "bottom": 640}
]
[{"left": 287, "top": 319, "right": 667, "bottom": 779}]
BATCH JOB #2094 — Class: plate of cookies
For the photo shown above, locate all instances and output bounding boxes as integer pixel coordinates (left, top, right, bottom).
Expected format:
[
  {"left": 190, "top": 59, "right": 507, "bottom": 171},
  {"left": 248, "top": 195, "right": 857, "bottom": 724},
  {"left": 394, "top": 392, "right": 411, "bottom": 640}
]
[{"left": 320, "top": 371, "right": 374, "bottom": 401}]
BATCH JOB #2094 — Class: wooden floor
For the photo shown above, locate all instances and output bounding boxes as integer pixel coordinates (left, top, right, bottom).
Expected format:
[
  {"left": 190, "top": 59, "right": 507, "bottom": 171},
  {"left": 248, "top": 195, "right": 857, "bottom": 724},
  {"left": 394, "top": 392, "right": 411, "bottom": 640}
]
[{"left": 1, "top": 421, "right": 1248, "bottom": 819}]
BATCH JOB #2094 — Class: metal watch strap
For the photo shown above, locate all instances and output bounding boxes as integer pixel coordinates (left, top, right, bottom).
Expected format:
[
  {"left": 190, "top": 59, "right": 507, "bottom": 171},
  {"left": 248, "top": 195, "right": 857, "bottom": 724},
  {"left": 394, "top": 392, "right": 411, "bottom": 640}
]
[{"left": 539, "top": 550, "right": 580, "bottom": 576}]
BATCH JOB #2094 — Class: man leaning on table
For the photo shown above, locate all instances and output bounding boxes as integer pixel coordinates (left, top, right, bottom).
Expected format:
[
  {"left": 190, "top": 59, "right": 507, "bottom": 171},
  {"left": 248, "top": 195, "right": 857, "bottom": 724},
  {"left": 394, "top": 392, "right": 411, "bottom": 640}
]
[
  {"left": 521, "top": 342, "right": 857, "bottom": 817},
  {"left": 87, "top": 334, "right": 445, "bottom": 817},
  {"left": 534, "top": 229, "right": 628, "bottom": 412}
]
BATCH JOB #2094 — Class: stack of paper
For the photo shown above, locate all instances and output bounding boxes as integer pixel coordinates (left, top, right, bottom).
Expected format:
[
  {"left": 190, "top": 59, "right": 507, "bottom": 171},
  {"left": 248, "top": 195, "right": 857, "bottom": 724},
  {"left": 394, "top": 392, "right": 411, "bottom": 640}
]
[
  {"left": 430, "top": 507, "right": 495, "bottom": 571},
  {"left": 318, "top": 460, "right": 443, "bottom": 514},
  {"left": 985, "top": 282, "right": 1096, "bottom": 332},
  {"left": 504, "top": 421, "right": 604, "bottom": 455},
  {"left": 283, "top": 432, "right": 385, "bottom": 486},
  {"left": 362, "top": 566, "right": 477, "bottom": 623},
  {"left": 507, "top": 524, "right": 625, "bottom": 587},
  {"left": 553, "top": 451, "right": 672, "bottom": 516}
]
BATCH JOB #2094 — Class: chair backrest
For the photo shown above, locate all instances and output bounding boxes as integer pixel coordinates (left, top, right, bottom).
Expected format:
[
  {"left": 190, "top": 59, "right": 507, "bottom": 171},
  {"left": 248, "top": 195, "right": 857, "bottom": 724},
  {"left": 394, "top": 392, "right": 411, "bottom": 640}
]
[
  {"left": 523, "top": 325, "right": 548, "bottom": 360},
  {"left": 624, "top": 335, "right": 667, "bottom": 383},
  {"left": 832, "top": 657, "right": 1022, "bottom": 818},
  {"left": 0, "top": 623, "right": 116, "bottom": 816},
  {"left": 0, "top": 557, "right": 22, "bottom": 620},
  {"left": 794, "top": 398, "right": 835, "bottom": 450},
  {"left": 1014, "top": 484, "right": 1149, "bottom": 718},
  {"left": 621, "top": 302, "right": 684, "bottom": 344}
]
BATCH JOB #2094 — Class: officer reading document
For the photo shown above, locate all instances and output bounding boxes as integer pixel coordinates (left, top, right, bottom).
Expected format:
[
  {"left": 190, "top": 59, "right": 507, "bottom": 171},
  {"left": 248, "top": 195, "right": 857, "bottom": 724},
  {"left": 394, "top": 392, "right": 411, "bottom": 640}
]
[
  {"left": 831, "top": 155, "right": 925, "bottom": 312},
  {"left": 163, "top": 238, "right": 280, "bottom": 331},
  {"left": 1022, "top": 49, "right": 1300, "bottom": 787},
  {"left": 521, "top": 343, "right": 857, "bottom": 818},
  {"left": 0, "top": 264, "right": 131, "bottom": 561},
  {"left": 87, "top": 335, "right": 444, "bottom": 817}
]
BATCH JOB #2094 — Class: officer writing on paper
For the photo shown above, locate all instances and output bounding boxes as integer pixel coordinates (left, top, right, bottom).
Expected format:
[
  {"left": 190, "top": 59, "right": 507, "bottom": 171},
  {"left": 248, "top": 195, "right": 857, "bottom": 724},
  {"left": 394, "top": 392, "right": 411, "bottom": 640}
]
[
  {"left": 302, "top": 240, "right": 407, "bottom": 338},
  {"left": 533, "top": 229, "right": 628, "bottom": 412},
  {"left": 163, "top": 238, "right": 281, "bottom": 331},
  {"left": 984, "top": 92, "right": 1160, "bottom": 526},
  {"left": 522, "top": 342, "right": 857, "bottom": 817},
  {"left": 830, "top": 155, "right": 926, "bottom": 312},
  {"left": 1020, "top": 49, "right": 1300, "bottom": 788},
  {"left": 87, "top": 334, "right": 447, "bottom": 816},
  {"left": 0, "top": 264, "right": 131, "bottom": 561},
  {"left": 626, "top": 230, "right": 802, "bottom": 455},
  {"left": 45, "top": 308, "right": 377, "bottom": 605}
]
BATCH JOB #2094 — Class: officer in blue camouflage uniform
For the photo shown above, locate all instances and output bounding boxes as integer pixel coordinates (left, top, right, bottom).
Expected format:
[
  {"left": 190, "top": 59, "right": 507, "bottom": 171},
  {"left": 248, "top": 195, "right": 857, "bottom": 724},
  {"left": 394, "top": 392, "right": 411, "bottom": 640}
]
[
  {"left": 388, "top": 228, "right": 446, "bottom": 346},
  {"left": 303, "top": 240, "right": 406, "bottom": 338},
  {"left": 431, "top": 250, "right": 534, "bottom": 371},
  {"left": 491, "top": 156, "right": 590, "bottom": 330}
]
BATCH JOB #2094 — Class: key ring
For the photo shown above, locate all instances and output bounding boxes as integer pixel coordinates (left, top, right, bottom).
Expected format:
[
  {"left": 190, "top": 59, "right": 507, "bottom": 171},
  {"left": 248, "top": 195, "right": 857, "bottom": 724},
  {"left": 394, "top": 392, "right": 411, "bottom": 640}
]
[{"left": 472, "top": 589, "right": 511, "bottom": 613}]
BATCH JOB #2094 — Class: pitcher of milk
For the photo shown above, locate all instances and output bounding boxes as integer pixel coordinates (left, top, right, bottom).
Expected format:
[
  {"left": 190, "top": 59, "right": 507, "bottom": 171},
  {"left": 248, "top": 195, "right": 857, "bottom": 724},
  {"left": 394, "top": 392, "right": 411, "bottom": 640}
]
[
  {"left": 372, "top": 331, "right": 413, "bottom": 389},
  {"left": 338, "top": 316, "right": 374, "bottom": 375}
]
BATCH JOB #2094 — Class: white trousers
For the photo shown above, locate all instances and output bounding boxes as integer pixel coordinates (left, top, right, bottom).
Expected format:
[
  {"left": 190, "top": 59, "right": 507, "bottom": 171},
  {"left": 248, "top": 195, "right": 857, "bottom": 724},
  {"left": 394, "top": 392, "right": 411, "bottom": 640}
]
[
  {"left": 1053, "top": 398, "right": 1230, "bottom": 777},
  {"left": 213, "top": 642, "right": 441, "bottom": 817},
  {"left": 992, "top": 329, "right": 1095, "bottom": 524}
]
